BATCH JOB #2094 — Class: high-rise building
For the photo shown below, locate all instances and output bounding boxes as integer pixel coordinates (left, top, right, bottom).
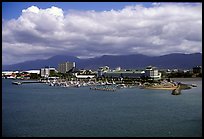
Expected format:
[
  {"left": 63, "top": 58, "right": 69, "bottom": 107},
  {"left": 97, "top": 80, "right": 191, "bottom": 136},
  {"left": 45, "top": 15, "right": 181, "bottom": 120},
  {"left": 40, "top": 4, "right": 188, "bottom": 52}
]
[{"left": 58, "top": 62, "right": 75, "bottom": 73}]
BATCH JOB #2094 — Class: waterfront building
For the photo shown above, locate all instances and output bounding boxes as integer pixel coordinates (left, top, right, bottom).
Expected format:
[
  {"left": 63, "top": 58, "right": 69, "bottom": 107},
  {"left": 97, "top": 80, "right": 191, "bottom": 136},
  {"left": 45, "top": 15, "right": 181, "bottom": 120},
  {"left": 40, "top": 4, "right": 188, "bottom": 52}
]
[
  {"left": 193, "top": 66, "right": 202, "bottom": 74},
  {"left": 115, "top": 67, "right": 121, "bottom": 71},
  {"left": 25, "top": 70, "right": 40, "bottom": 74},
  {"left": 2, "top": 71, "right": 18, "bottom": 79},
  {"left": 58, "top": 62, "right": 75, "bottom": 73},
  {"left": 78, "top": 69, "right": 95, "bottom": 75},
  {"left": 18, "top": 72, "right": 31, "bottom": 79},
  {"left": 75, "top": 74, "right": 95, "bottom": 79},
  {"left": 2, "top": 71, "right": 15, "bottom": 76},
  {"left": 103, "top": 70, "right": 145, "bottom": 78},
  {"left": 145, "top": 66, "right": 161, "bottom": 80},
  {"left": 166, "top": 69, "right": 171, "bottom": 74},
  {"left": 172, "top": 69, "right": 179, "bottom": 72},
  {"left": 183, "top": 69, "right": 190, "bottom": 73},
  {"left": 97, "top": 66, "right": 110, "bottom": 77},
  {"left": 40, "top": 67, "right": 56, "bottom": 78}
]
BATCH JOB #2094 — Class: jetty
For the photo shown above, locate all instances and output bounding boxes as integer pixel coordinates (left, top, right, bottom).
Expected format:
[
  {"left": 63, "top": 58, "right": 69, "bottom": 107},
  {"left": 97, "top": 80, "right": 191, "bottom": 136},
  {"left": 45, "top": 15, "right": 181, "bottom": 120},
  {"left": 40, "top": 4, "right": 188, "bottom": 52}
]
[{"left": 12, "top": 81, "right": 43, "bottom": 85}]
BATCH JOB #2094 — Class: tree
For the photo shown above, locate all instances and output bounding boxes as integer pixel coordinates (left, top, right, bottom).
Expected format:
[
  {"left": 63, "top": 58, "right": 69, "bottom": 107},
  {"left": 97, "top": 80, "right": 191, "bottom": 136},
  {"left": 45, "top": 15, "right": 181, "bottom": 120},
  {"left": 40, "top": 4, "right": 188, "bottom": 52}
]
[{"left": 30, "top": 73, "right": 40, "bottom": 79}]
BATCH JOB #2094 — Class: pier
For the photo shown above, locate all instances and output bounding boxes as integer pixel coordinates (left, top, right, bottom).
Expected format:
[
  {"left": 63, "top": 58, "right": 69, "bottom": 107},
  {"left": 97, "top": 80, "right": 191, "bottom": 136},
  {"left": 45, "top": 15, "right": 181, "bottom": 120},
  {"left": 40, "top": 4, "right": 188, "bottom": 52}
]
[{"left": 12, "top": 81, "right": 44, "bottom": 85}]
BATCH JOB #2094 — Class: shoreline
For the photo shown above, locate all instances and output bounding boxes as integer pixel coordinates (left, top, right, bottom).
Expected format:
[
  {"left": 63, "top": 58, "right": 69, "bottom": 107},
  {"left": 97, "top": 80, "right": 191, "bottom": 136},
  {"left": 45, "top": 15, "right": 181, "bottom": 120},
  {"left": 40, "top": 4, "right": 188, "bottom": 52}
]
[
  {"left": 143, "top": 87, "right": 177, "bottom": 90},
  {"left": 170, "top": 77, "right": 202, "bottom": 81}
]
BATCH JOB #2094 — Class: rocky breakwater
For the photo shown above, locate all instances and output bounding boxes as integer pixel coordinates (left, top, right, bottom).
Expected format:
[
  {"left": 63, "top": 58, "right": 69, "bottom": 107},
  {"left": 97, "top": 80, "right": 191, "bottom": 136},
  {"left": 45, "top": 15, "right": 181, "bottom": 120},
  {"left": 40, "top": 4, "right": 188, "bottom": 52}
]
[{"left": 172, "top": 83, "right": 192, "bottom": 95}]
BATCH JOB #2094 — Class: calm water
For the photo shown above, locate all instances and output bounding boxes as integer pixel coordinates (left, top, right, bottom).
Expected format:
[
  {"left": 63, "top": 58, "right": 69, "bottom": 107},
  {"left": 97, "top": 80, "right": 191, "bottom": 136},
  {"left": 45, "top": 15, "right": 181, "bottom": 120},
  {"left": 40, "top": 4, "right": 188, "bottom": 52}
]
[{"left": 2, "top": 78, "right": 202, "bottom": 137}]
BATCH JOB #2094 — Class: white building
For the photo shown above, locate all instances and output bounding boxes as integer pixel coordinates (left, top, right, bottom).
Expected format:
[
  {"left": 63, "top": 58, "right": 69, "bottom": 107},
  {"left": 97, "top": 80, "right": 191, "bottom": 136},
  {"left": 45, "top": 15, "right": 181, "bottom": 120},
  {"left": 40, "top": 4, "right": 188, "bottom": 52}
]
[
  {"left": 145, "top": 66, "right": 161, "bottom": 80},
  {"left": 58, "top": 62, "right": 75, "bottom": 73},
  {"left": 40, "top": 67, "right": 56, "bottom": 77},
  {"left": 115, "top": 67, "right": 121, "bottom": 71},
  {"left": 97, "top": 66, "right": 110, "bottom": 77},
  {"left": 104, "top": 70, "right": 145, "bottom": 78},
  {"left": 75, "top": 74, "right": 95, "bottom": 79},
  {"left": 25, "top": 70, "right": 40, "bottom": 74},
  {"left": 2, "top": 71, "right": 14, "bottom": 76}
]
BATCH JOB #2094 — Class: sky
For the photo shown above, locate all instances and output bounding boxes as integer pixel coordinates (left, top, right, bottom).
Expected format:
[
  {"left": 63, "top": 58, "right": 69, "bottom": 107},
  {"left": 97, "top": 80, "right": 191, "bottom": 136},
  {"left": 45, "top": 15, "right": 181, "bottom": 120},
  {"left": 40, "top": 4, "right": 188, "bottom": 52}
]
[{"left": 2, "top": 2, "right": 202, "bottom": 65}]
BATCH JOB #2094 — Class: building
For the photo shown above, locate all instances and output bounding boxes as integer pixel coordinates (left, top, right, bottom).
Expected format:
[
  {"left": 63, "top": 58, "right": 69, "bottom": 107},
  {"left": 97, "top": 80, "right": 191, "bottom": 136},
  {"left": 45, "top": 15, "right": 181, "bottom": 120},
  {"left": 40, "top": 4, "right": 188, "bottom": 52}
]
[
  {"left": 58, "top": 62, "right": 75, "bottom": 73},
  {"left": 97, "top": 66, "right": 110, "bottom": 77},
  {"left": 2, "top": 71, "right": 15, "bottom": 76},
  {"left": 25, "top": 70, "right": 40, "bottom": 74},
  {"left": 145, "top": 66, "right": 161, "bottom": 80},
  {"left": 2, "top": 71, "right": 17, "bottom": 79},
  {"left": 40, "top": 67, "right": 56, "bottom": 77},
  {"left": 103, "top": 70, "right": 145, "bottom": 78},
  {"left": 193, "top": 66, "right": 202, "bottom": 74},
  {"left": 75, "top": 74, "right": 95, "bottom": 79},
  {"left": 115, "top": 67, "right": 121, "bottom": 71}
]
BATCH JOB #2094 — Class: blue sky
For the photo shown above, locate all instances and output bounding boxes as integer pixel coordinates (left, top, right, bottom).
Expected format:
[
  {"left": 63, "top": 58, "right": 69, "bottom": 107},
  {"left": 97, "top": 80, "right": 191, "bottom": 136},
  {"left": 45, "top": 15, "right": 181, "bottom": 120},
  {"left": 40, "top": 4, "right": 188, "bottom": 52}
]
[
  {"left": 2, "top": 2, "right": 202, "bottom": 65},
  {"left": 2, "top": 2, "right": 154, "bottom": 20}
]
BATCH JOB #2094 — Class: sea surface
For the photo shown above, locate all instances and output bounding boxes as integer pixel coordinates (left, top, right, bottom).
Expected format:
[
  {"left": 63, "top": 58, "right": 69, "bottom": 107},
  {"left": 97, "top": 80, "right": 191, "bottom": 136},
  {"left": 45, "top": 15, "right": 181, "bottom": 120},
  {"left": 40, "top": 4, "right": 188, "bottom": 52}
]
[{"left": 2, "top": 78, "right": 202, "bottom": 137}]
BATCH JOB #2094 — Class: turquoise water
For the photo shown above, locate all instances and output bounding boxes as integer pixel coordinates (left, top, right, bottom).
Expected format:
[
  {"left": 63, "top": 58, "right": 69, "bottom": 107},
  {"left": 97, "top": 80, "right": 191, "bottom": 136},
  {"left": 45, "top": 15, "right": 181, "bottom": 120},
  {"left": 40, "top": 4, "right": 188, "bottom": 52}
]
[{"left": 2, "top": 79, "right": 202, "bottom": 137}]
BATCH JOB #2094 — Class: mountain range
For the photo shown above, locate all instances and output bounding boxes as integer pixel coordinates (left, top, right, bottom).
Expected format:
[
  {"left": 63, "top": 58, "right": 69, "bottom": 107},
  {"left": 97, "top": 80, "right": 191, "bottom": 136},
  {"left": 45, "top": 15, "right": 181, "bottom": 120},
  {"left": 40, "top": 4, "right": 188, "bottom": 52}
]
[{"left": 2, "top": 53, "right": 202, "bottom": 71}]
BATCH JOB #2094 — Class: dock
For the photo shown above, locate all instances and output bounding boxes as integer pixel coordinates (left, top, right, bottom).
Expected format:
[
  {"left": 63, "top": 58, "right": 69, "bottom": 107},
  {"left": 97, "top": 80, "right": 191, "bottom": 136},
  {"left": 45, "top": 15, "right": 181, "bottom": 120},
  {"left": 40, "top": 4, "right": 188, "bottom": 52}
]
[{"left": 12, "top": 81, "right": 43, "bottom": 85}]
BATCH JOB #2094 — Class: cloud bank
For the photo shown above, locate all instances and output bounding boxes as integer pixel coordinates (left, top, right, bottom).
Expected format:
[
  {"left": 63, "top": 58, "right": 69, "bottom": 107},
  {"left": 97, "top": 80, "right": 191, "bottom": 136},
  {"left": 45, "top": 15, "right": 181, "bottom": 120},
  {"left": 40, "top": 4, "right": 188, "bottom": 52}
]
[{"left": 2, "top": 3, "right": 202, "bottom": 65}]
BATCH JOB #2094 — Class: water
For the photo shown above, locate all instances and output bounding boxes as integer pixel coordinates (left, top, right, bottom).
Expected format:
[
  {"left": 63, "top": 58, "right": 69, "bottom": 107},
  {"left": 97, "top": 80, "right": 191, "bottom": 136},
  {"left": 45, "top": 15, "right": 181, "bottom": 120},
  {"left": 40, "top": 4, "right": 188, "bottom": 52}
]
[{"left": 2, "top": 78, "right": 202, "bottom": 137}]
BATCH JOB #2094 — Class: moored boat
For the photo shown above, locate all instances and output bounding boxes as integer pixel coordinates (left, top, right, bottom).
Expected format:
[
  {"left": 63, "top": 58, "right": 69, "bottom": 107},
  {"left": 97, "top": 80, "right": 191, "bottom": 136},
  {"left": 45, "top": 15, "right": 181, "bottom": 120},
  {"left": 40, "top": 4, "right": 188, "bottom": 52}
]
[
  {"left": 191, "top": 84, "right": 197, "bottom": 87},
  {"left": 12, "top": 81, "right": 22, "bottom": 85}
]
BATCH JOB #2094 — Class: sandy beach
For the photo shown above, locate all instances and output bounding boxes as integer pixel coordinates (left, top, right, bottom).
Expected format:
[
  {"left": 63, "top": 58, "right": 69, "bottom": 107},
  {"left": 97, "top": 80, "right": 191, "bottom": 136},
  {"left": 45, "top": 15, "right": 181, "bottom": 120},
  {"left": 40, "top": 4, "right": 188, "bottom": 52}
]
[{"left": 144, "top": 86, "right": 178, "bottom": 90}]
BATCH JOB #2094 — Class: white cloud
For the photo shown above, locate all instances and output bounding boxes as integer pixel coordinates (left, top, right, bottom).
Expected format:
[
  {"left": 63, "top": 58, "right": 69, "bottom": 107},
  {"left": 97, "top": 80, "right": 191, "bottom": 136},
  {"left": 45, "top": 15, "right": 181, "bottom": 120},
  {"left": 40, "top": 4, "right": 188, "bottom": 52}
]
[{"left": 2, "top": 3, "right": 202, "bottom": 65}]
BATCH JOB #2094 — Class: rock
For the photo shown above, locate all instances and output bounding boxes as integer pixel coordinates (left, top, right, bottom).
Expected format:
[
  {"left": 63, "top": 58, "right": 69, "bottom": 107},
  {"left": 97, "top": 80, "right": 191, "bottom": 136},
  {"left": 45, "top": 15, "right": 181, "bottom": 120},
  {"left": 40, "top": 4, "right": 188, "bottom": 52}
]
[{"left": 172, "top": 88, "right": 181, "bottom": 95}]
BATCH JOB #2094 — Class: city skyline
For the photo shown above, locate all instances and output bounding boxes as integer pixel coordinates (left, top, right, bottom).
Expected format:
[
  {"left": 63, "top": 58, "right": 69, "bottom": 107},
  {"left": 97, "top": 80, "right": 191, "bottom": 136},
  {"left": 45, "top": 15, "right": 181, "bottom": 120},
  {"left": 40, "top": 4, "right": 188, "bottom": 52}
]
[{"left": 2, "top": 2, "right": 202, "bottom": 65}]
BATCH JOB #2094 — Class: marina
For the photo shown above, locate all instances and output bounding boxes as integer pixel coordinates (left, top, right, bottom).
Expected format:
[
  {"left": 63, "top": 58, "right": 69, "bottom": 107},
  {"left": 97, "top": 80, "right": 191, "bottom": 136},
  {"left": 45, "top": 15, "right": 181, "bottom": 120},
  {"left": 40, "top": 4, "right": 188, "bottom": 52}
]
[
  {"left": 11, "top": 78, "right": 196, "bottom": 95},
  {"left": 90, "top": 86, "right": 117, "bottom": 92},
  {"left": 3, "top": 78, "right": 202, "bottom": 137},
  {"left": 2, "top": 2, "right": 202, "bottom": 137}
]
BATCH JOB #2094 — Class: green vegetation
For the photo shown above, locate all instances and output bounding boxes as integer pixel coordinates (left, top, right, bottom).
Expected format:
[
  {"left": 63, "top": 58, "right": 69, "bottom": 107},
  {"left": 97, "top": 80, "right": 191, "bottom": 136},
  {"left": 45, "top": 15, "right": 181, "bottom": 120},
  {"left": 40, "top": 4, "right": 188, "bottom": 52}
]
[
  {"left": 166, "top": 71, "right": 202, "bottom": 78},
  {"left": 30, "top": 73, "right": 40, "bottom": 79}
]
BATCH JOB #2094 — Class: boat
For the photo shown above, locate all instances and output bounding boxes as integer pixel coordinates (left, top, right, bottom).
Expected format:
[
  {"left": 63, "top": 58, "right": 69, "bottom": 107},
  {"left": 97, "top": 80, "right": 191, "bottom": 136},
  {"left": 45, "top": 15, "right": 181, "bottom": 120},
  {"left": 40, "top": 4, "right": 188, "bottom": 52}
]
[
  {"left": 7, "top": 76, "right": 16, "bottom": 79},
  {"left": 191, "top": 84, "right": 197, "bottom": 87},
  {"left": 75, "top": 84, "right": 81, "bottom": 88},
  {"left": 106, "top": 82, "right": 112, "bottom": 85},
  {"left": 49, "top": 83, "right": 54, "bottom": 86},
  {"left": 12, "top": 81, "right": 22, "bottom": 85}
]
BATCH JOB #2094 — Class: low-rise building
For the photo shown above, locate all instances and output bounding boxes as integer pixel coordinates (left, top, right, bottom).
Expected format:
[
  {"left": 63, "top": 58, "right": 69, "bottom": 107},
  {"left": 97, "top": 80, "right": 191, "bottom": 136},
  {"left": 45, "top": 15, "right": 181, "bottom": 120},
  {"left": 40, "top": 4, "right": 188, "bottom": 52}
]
[
  {"left": 2, "top": 71, "right": 18, "bottom": 79},
  {"left": 97, "top": 66, "right": 110, "bottom": 77},
  {"left": 145, "top": 66, "right": 161, "bottom": 80},
  {"left": 40, "top": 67, "right": 56, "bottom": 78},
  {"left": 25, "top": 70, "right": 40, "bottom": 74},
  {"left": 103, "top": 70, "right": 145, "bottom": 78},
  {"left": 2, "top": 71, "right": 14, "bottom": 76},
  {"left": 193, "top": 66, "right": 202, "bottom": 74},
  {"left": 75, "top": 74, "right": 95, "bottom": 79}
]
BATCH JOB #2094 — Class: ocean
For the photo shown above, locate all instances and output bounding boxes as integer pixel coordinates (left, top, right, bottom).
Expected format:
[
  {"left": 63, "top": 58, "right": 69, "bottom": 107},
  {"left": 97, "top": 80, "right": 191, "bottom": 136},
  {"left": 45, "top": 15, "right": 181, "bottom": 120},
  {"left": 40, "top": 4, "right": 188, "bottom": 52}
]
[{"left": 2, "top": 78, "right": 202, "bottom": 137}]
